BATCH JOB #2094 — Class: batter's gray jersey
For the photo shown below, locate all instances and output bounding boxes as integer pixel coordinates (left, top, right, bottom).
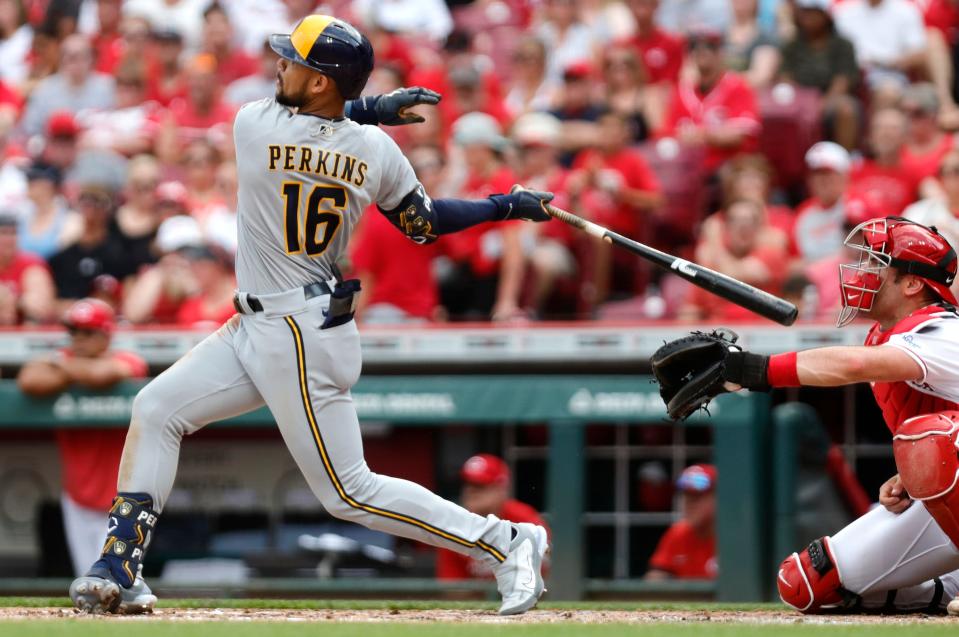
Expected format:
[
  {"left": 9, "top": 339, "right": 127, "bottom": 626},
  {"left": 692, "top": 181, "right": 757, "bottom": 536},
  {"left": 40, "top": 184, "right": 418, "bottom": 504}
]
[{"left": 233, "top": 98, "right": 419, "bottom": 293}]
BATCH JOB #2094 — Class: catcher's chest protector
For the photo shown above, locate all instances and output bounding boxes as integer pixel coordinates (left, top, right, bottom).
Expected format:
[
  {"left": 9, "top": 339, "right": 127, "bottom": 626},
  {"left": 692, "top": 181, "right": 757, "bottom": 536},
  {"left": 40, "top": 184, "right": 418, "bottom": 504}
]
[{"left": 866, "top": 304, "right": 959, "bottom": 434}]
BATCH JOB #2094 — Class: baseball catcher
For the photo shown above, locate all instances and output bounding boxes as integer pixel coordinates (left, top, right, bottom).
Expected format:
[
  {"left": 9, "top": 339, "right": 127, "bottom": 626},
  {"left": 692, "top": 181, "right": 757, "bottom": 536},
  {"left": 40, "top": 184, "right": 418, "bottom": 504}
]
[{"left": 656, "top": 216, "right": 959, "bottom": 614}]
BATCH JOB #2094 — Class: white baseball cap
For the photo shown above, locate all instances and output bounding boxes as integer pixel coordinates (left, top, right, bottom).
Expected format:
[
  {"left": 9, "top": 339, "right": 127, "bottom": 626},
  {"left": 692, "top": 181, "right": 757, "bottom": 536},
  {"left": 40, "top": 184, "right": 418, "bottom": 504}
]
[
  {"left": 156, "top": 215, "right": 203, "bottom": 253},
  {"left": 511, "top": 112, "right": 561, "bottom": 148},
  {"left": 805, "top": 141, "right": 850, "bottom": 173},
  {"left": 452, "top": 112, "right": 509, "bottom": 151}
]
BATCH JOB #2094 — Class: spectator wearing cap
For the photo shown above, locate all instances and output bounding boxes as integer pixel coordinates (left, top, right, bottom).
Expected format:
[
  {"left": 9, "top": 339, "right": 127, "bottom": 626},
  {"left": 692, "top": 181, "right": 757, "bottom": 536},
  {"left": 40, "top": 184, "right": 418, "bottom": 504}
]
[
  {"left": 0, "top": 211, "right": 55, "bottom": 324},
  {"left": 833, "top": 0, "right": 928, "bottom": 104},
  {"left": 123, "top": 214, "right": 202, "bottom": 324},
  {"left": 646, "top": 464, "right": 718, "bottom": 580},
  {"left": 601, "top": 44, "right": 659, "bottom": 144},
  {"left": 846, "top": 108, "right": 920, "bottom": 216},
  {"left": 569, "top": 110, "right": 663, "bottom": 303},
  {"left": 792, "top": 142, "right": 853, "bottom": 264},
  {"left": 512, "top": 112, "right": 579, "bottom": 317},
  {"left": 173, "top": 242, "right": 236, "bottom": 329},
  {"left": 626, "top": 0, "right": 685, "bottom": 88},
  {"left": 778, "top": 0, "right": 860, "bottom": 151},
  {"left": 48, "top": 184, "right": 135, "bottom": 309},
  {"left": 504, "top": 36, "right": 557, "bottom": 119},
  {"left": 684, "top": 198, "right": 787, "bottom": 320},
  {"left": 200, "top": 3, "right": 258, "bottom": 85},
  {"left": 534, "top": 0, "right": 598, "bottom": 85},
  {"left": 351, "top": 146, "right": 442, "bottom": 325},
  {"left": 659, "top": 28, "right": 761, "bottom": 174},
  {"left": 549, "top": 62, "right": 606, "bottom": 164},
  {"left": 17, "top": 298, "right": 148, "bottom": 576},
  {"left": 436, "top": 454, "right": 548, "bottom": 580},
  {"left": 144, "top": 22, "right": 187, "bottom": 108},
  {"left": 0, "top": 0, "right": 32, "bottom": 88},
  {"left": 725, "top": 0, "right": 780, "bottom": 90},
  {"left": 440, "top": 112, "right": 526, "bottom": 322},
  {"left": 904, "top": 149, "right": 959, "bottom": 301},
  {"left": 157, "top": 54, "right": 236, "bottom": 162},
  {"left": 900, "top": 83, "right": 956, "bottom": 193},
  {"left": 225, "top": 39, "right": 280, "bottom": 106},
  {"left": 114, "top": 157, "right": 164, "bottom": 273},
  {"left": 17, "top": 161, "right": 80, "bottom": 259},
  {"left": 20, "top": 34, "right": 116, "bottom": 138}
]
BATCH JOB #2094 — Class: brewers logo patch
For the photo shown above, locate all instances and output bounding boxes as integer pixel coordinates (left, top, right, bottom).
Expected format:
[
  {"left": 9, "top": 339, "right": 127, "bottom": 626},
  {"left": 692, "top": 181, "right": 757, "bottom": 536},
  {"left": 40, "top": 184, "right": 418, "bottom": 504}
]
[
  {"left": 113, "top": 540, "right": 127, "bottom": 555},
  {"left": 118, "top": 502, "right": 133, "bottom": 517}
]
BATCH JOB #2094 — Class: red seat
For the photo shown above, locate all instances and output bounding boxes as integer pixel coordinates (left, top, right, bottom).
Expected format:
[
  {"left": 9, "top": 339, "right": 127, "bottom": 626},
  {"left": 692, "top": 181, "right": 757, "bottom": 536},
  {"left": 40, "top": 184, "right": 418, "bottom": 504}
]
[{"left": 757, "top": 86, "right": 823, "bottom": 190}]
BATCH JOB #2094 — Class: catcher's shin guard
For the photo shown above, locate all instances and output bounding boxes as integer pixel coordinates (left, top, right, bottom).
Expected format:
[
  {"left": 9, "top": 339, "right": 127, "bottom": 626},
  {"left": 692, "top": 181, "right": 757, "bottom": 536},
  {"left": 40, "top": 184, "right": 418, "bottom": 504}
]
[
  {"left": 893, "top": 411, "right": 959, "bottom": 548},
  {"left": 90, "top": 493, "right": 158, "bottom": 588},
  {"left": 778, "top": 538, "right": 855, "bottom": 613}
]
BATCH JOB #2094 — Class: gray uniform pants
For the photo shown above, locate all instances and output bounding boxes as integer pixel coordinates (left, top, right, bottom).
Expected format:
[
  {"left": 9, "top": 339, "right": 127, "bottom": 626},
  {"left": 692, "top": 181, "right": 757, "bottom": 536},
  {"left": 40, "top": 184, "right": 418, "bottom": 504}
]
[{"left": 117, "top": 287, "right": 510, "bottom": 566}]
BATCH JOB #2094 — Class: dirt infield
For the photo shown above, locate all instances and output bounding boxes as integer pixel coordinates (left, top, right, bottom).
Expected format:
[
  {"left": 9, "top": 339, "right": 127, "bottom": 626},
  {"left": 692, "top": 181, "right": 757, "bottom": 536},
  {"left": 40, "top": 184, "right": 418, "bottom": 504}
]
[{"left": 0, "top": 607, "right": 954, "bottom": 624}]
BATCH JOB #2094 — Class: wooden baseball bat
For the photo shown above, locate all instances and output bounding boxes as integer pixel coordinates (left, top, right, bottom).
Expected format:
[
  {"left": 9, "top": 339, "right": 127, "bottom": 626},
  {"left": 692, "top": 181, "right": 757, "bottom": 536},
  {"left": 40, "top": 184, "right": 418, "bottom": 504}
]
[{"left": 544, "top": 202, "right": 798, "bottom": 326}]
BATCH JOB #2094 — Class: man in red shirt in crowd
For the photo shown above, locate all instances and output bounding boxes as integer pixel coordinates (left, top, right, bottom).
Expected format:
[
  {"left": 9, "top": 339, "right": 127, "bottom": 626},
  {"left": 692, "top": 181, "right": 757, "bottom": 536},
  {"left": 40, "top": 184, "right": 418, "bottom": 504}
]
[
  {"left": 201, "top": 3, "right": 258, "bottom": 85},
  {"left": 660, "top": 28, "right": 760, "bottom": 174},
  {"left": 0, "top": 211, "right": 55, "bottom": 324},
  {"left": 160, "top": 54, "right": 235, "bottom": 156},
  {"left": 436, "top": 454, "right": 548, "bottom": 580},
  {"left": 627, "top": 0, "right": 684, "bottom": 86},
  {"left": 847, "top": 108, "right": 920, "bottom": 216},
  {"left": 646, "top": 464, "right": 718, "bottom": 580},
  {"left": 16, "top": 299, "right": 148, "bottom": 577},
  {"left": 352, "top": 145, "right": 442, "bottom": 323}
]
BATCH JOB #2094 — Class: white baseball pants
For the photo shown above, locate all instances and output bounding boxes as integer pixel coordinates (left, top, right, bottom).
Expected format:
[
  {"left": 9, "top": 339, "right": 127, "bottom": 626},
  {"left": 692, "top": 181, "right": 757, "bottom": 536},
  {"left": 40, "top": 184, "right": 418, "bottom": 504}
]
[{"left": 115, "top": 287, "right": 511, "bottom": 567}]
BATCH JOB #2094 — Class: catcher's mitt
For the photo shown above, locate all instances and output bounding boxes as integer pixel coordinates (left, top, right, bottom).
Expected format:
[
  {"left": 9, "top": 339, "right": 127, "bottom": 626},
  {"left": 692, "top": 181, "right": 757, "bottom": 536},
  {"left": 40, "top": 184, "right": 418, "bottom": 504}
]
[{"left": 650, "top": 328, "right": 752, "bottom": 421}]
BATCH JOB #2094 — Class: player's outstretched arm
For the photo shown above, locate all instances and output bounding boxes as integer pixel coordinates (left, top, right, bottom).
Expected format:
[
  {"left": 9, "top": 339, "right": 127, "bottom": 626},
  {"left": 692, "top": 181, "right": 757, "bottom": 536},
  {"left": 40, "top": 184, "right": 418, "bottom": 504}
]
[
  {"left": 378, "top": 184, "right": 552, "bottom": 244},
  {"left": 651, "top": 330, "right": 925, "bottom": 420},
  {"left": 345, "top": 87, "right": 442, "bottom": 126}
]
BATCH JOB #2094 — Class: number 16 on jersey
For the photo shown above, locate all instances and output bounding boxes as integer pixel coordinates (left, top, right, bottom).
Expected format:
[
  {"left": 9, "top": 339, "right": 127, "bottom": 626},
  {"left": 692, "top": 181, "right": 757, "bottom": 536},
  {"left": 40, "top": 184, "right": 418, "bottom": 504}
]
[{"left": 281, "top": 182, "right": 346, "bottom": 257}]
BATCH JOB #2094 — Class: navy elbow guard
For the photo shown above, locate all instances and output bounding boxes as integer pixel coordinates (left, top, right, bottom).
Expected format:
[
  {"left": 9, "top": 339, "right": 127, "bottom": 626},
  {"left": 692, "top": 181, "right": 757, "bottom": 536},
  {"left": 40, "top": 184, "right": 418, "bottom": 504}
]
[{"left": 378, "top": 185, "right": 438, "bottom": 244}]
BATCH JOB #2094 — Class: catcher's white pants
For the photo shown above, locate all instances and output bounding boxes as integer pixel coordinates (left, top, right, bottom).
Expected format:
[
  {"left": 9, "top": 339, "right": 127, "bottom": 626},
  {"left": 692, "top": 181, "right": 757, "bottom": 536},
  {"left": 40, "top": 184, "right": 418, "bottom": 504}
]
[
  {"left": 115, "top": 288, "right": 511, "bottom": 567},
  {"left": 829, "top": 501, "right": 959, "bottom": 610},
  {"left": 62, "top": 493, "right": 108, "bottom": 576}
]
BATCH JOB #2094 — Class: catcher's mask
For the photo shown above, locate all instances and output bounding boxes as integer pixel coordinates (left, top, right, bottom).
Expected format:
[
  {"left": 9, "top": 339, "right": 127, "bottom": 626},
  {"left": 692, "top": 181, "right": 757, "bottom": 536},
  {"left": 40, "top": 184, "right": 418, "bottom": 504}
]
[{"left": 837, "top": 217, "right": 958, "bottom": 327}]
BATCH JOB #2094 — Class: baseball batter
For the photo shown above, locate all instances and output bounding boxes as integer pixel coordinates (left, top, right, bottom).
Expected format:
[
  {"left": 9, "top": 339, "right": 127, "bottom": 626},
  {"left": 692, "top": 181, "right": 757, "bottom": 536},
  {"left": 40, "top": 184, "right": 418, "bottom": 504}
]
[
  {"left": 70, "top": 15, "right": 551, "bottom": 616},
  {"left": 656, "top": 216, "right": 959, "bottom": 613}
]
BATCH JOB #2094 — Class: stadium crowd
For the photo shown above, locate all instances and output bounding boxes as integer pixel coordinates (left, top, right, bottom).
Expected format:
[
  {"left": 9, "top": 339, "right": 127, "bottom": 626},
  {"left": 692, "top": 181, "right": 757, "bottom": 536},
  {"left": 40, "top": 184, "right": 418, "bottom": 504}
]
[{"left": 0, "top": 0, "right": 957, "bottom": 326}]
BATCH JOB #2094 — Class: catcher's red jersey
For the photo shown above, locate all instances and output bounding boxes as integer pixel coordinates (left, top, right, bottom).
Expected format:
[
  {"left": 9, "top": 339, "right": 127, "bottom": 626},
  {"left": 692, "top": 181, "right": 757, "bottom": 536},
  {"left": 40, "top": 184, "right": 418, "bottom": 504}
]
[{"left": 865, "top": 303, "right": 959, "bottom": 433}]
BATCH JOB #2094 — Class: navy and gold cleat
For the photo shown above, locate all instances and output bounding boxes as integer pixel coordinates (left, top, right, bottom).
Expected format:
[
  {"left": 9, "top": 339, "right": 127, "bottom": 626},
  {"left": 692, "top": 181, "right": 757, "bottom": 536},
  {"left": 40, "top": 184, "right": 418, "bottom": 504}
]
[{"left": 70, "top": 564, "right": 157, "bottom": 615}]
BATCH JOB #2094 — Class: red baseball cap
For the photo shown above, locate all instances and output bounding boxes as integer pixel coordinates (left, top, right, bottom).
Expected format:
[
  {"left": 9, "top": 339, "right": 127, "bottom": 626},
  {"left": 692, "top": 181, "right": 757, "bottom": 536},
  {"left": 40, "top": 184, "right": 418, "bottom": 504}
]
[
  {"left": 676, "top": 464, "right": 717, "bottom": 493},
  {"left": 46, "top": 110, "right": 81, "bottom": 139},
  {"left": 63, "top": 298, "right": 115, "bottom": 334},
  {"left": 460, "top": 454, "right": 510, "bottom": 486}
]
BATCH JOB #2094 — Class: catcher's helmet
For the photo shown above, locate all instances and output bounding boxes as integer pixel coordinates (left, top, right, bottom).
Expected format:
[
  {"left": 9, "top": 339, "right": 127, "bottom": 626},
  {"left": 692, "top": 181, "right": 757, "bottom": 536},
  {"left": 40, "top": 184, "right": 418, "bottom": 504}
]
[
  {"left": 270, "top": 15, "right": 374, "bottom": 100},
  {"left": 838, "top": 216, "right": 958, "bottom": 326}
]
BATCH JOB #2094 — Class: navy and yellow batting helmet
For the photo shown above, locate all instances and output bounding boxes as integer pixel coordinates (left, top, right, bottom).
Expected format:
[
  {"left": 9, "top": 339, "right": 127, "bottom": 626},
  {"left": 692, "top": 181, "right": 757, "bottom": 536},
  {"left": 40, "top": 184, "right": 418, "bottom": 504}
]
[{"left": 270, "top": 16, "right": 374, "bottom": 100}]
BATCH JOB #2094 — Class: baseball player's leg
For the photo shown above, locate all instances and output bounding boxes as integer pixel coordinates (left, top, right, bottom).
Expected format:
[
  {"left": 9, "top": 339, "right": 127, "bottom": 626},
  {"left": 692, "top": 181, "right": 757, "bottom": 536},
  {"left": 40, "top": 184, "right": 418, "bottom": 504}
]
[
  {"left": 239, "top": 308, "right": 546, "bottom": 614},
  {"left": 61, "top": 493, "right": 108, "bottom": 577},
  {"left": 779, "top": 498, "right": 959, "bottom": 613},
  {"left": 71, "top": 316, "right": 266, "bottom": 614}
]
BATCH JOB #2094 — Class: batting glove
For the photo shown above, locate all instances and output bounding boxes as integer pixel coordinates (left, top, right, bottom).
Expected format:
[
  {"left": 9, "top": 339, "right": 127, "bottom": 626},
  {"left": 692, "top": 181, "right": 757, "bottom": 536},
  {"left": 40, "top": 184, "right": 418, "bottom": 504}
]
[
  {"left": 374, "top": 87, "right": 442, "bottom": 126},
  {"left": 489, "top": 185, "right": 553, "bottom": 222}
]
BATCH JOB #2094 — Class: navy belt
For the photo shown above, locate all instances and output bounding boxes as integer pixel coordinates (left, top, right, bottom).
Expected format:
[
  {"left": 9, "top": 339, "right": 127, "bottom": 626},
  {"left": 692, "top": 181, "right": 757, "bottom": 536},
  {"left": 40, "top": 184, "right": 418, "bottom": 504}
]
[{"left": 233, "top": 281, "right": 333, "bottom": 314}]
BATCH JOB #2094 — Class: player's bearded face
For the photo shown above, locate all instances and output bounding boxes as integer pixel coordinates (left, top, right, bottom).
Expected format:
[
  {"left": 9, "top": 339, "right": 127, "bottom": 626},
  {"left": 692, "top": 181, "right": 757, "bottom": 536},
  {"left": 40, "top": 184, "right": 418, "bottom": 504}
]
[{"left": 275, "top": 59, "right": 309, "bottom": 108}]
